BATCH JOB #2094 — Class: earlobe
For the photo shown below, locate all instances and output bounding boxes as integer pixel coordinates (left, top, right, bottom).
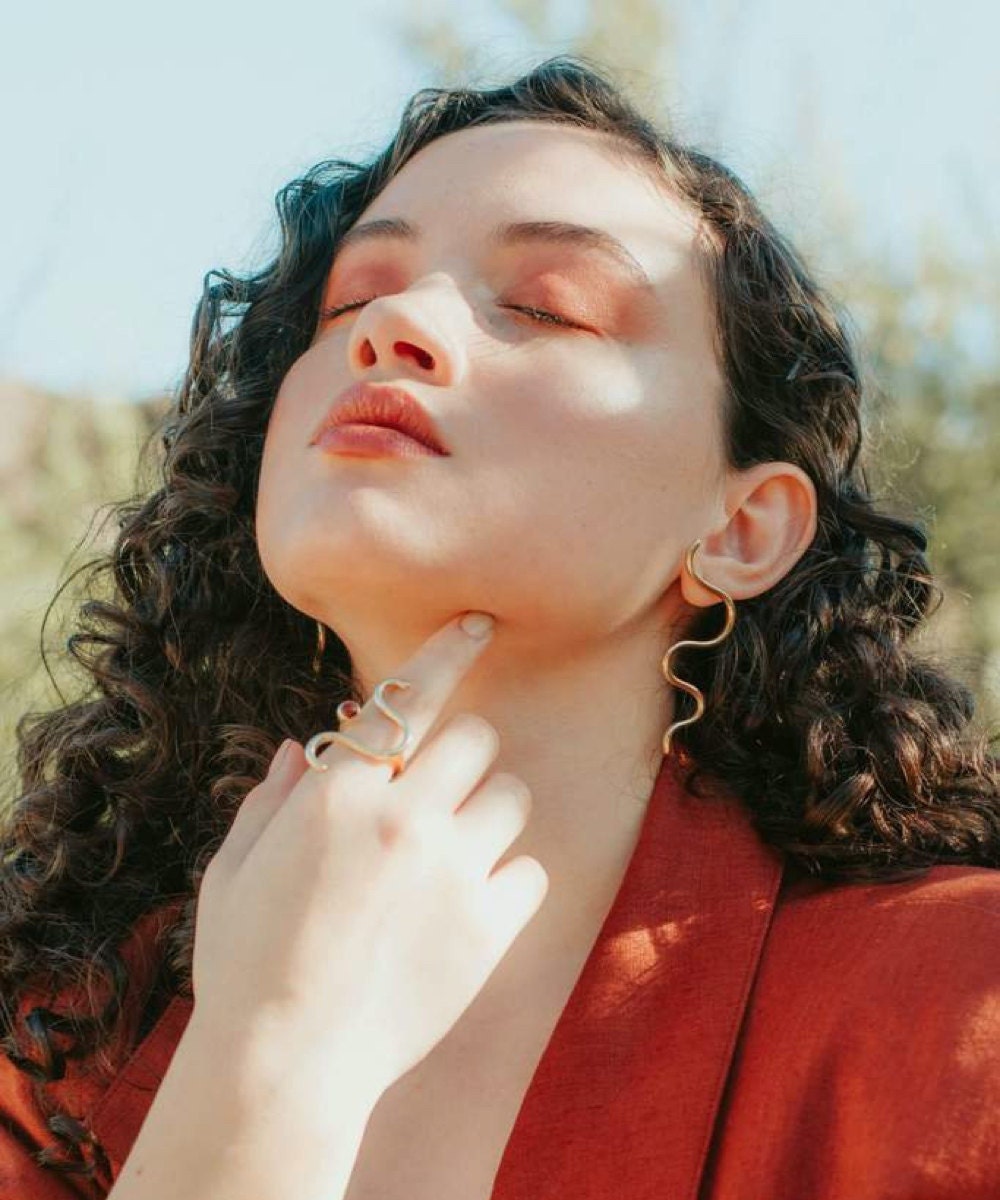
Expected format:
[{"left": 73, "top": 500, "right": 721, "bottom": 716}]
[
  {"left": 678, "top": 541, "right": 735, "bottom": 608},
  {"left": 676, "top": 539, "right": 739, "bottom": 619},
  {"left": 683, "top": 461, "right": 818, "bottom": 605}
]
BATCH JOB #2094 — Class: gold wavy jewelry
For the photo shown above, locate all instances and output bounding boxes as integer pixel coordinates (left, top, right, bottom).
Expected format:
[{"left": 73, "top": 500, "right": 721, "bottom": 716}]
[
  {"left": 306, "top": 537, "right": 733, "bottom": 772},
  {"left": 304, "top": 678, "right": 414, "bottom": 778},
  {"left": 661, "top": 539, "right": 737, "bottom": 755}
]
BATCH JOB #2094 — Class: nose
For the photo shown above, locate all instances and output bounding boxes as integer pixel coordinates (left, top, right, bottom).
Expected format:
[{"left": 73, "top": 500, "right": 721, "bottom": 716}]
[{"left": 346, "top": 284, "right": 466, "bottom": 388}]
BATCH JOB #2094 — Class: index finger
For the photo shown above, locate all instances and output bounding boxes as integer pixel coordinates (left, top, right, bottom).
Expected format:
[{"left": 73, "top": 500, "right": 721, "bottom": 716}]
[{"left": 303, "top": 611, "right": 496, "bottom": 780}]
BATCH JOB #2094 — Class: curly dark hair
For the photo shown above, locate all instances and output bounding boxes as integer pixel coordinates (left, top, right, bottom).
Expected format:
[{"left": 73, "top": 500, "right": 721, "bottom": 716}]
[{"left": 2, "top": 53, "right": 998, "bottom": 1189}]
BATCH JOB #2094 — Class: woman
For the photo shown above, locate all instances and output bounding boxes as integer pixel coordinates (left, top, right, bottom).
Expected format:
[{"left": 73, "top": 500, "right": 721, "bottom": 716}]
[{"left": 2, "top": 55, "right": 998, "bottom": 1200}]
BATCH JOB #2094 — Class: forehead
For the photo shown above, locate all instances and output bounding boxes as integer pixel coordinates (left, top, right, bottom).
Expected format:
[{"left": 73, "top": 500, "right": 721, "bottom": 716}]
[{"left": 357, "top": 121, "right": 705, "bottom": 275}]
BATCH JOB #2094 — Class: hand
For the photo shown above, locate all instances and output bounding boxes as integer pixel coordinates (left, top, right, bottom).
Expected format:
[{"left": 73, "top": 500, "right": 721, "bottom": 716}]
[{"left": 189, "top": 612, "right": 549, "bottom": 1107}]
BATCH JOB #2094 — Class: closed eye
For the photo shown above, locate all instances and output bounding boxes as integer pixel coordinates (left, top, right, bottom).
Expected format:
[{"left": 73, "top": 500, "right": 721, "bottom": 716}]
[
  {"left": 499, "top": 304, "right": 581, "bottom": 329},
  {"left": 319, "top": 297, "right": 376, "bottom": 321},
  {"left": 318, "top": 298, "right": 584, "bottom": 330}
]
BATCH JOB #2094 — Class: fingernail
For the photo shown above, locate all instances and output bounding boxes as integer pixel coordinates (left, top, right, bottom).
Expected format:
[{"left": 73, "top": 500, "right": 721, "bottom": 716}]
[
  {"left": 267, "top": 739, "right": 291, "bottom": 776},
  {"left": 460, "top": 612, "right": 495, "bottom": 639}
]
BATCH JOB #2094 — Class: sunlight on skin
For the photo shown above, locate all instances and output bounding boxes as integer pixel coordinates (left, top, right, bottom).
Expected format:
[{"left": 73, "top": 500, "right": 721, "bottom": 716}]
[{"left": 255, "top": 120, "right": 817, "bottom": 987}]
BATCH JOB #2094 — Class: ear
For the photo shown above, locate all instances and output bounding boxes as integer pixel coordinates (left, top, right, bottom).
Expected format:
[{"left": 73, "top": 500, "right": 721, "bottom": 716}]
[{"left": 680, "top": 461, "right": 818, "bottom": 607}]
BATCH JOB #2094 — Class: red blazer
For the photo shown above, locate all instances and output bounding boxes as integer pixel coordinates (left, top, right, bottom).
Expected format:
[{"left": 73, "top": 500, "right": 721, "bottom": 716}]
[{"left": 3, "top": 752, "right": 1000, "bottom": 1199}]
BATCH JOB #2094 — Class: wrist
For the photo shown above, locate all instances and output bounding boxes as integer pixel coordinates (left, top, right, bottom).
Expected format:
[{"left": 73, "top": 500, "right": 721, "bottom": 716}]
[
  {"left": 183, "top": 1001, "right": 387, "bottom": 1127},
  {"left": 110, "top": 1008, "right": 383, "bottom": 1200}
]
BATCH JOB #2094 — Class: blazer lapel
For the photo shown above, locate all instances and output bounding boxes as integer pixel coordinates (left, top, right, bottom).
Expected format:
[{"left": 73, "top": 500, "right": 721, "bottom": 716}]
[{"left": 492, "top": 752, "right": 786, "bottom": 1200}]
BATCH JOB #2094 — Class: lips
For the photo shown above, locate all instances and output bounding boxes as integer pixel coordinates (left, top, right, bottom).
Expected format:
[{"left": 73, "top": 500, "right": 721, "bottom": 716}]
[{"left": 312, "top": 383, "right": 451, "bottom": 455}]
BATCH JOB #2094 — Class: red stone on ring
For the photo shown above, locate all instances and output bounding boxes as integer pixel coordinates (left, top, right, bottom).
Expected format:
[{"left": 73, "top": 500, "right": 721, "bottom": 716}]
[{"left": 336, "top": 699, "right": 361, "bottom": 722}]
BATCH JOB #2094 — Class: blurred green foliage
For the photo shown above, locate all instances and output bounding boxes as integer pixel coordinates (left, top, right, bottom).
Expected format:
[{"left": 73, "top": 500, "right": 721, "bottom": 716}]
[{"left": 0, "top": 386, "right": 166, "bottom": 795}]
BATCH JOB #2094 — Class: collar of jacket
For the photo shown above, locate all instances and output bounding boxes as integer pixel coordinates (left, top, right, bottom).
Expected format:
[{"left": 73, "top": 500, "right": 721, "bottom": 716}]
[{"left": 490, "top": 750, "right": 786, "bottom": 1200}]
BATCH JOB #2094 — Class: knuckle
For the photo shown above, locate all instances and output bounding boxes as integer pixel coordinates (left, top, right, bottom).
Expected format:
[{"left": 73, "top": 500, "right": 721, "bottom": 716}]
[
  {"left": 512, "top": 785, "right": 533, "bottom": 822},
  {"left": 496, "top": 772, "right": 532, "bottom": 815},
  {"left": 376, "top": 803, "right": 437, "bottom": 852},
  {"left": 449, "top": 712, "right": 500, "bottom": 755}
]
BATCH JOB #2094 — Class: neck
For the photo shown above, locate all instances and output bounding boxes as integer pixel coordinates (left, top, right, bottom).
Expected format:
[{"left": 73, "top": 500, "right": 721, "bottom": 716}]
[{"left": 337, "top": 609, "right": 678, "bottom": 974}]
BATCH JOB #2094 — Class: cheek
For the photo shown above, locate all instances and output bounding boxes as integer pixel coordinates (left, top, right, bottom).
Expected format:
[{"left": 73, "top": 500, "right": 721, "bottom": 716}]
[
  {"left": 257, "top": 404, "right": 291, "bottom": 526},
  {"left": 256, "top": 357, "right": 316, "bottom": 546},
  {"left": 618, "top": 349, "right": 723, "bottom": 494},
  {"left": 487, "top": 341, "right": 647, "bottom": 454},
  {"left": 254, "top": 435, "right": 290, "bottom": 591},
  {"left": 517, "top": 343, "right": 714, "bottom": 483},
  {"left": 529, "top": 352, "right": 722, "bottom": 577},
  {"left": 269, "top": 349, "right": 327, "bottom": 434},
  {"left": 258, "top": 348, "right": 329, "bottom": 487}
]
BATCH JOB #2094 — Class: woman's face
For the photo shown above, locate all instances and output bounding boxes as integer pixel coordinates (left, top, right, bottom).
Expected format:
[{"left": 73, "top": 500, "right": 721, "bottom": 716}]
[{"left": 256, "top": 120, "right": 728, "bottom": 654}]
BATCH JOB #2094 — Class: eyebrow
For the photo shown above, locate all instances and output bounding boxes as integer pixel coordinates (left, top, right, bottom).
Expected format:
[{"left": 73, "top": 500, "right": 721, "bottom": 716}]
[{"left": 334, "top": 217, "right": 655, "bottom": 293}]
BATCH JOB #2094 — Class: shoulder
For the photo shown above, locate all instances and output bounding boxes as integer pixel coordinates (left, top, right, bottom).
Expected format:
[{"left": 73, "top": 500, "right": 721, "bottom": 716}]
[
  {"left": 723, "top": 866, "right": 1000, "bottom": 1192},
  {"left": 778, "top": 859, "right": 1000, "bottom": 913},
  {"left": 763, "top": 862, "right": 1000, "bottom": 1009},
  {"left": 770, "top": 867, "right": 1000, "bottom": 1100},
  {"left": 773, "top": 862, "right": 1000, "bottom": 968}
]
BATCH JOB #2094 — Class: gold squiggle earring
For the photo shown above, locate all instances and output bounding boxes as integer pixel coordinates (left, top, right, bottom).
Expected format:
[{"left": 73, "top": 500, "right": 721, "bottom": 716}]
[{"left": 661, "top": 539, "right": 737, "bottom": 756}]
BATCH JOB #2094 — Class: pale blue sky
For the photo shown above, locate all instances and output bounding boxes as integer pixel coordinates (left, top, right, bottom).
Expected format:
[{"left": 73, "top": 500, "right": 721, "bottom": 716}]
[{"left": 2, "top": 0, "right": 997, "bottom": 399}]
